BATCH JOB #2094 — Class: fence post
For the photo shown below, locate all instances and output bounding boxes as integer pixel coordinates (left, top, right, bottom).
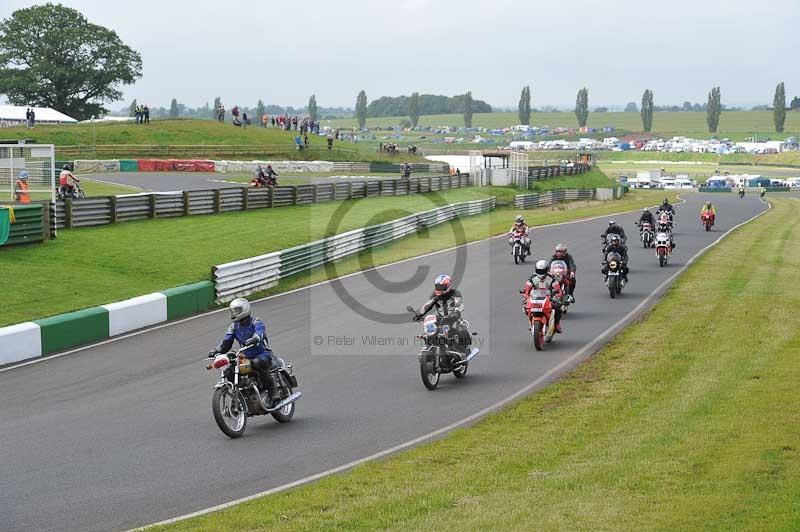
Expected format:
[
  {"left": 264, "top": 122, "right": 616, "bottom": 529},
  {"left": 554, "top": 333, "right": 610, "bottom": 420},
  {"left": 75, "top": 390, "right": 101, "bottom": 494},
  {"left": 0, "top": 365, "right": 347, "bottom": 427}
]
[
  {"left": 110, "top": 196, "right": 118, "bottom": 224},
  {"left": 242, "top": 187, "right": 249, "bottom": 210},
  {"left": 268, "top": 187, "right": 274, "bottom": 208},
  {"left": 291, "top": 186, "right": 298, "bottom": 206},
  {"left": 312, "top": 184, "right": 319, "bottom": 203},
  {"left": 348, "top": 181, "right": 354, "bottom": 199},
  {"left": 149, "top": 194, "right": 157, "bottom": 218},
  {"left": 214, "top": 189, "right": 222, "bottom": 213},
  {"left": 41, "top": 202, "right": 51, "bottom": 240},
  {"left": 183, "top": 190, "right": 190, "bottom": 216},
  {"left": 379, "top": 180, "right": 384, "bottom": 196},
  {"left": 65, "top": 198, "right": 73, "bottom": 228}
]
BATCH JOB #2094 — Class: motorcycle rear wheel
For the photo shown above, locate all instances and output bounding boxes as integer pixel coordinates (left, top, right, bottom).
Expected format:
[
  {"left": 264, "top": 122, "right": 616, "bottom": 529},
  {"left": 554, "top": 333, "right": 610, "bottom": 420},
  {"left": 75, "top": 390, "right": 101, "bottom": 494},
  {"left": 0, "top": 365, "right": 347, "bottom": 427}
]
[
  {"left": 658, "top": 251, "right": 667, "bottom": 267},
  {"left": 212, "top": 387, "right": 248, "bottom": 438},
  {"left": 453, "top": 359, "right": 468, "bottom": 378},
  {"left": 420, "top": 353, "right": 440, "bottom": 390},
  {"left": 533, "top": 321, "right": 544, "bottom": 351},
  {"left": 271, "top": 400, "right": 295, "bottom": 423}
]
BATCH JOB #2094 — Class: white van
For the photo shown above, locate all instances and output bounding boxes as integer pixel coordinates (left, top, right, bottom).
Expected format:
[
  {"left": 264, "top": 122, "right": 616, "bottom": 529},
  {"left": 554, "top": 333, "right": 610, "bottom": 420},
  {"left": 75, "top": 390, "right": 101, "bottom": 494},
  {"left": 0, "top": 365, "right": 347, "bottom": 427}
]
[{"left": 676, "top": 178, "right": 694, "bottom": 189}]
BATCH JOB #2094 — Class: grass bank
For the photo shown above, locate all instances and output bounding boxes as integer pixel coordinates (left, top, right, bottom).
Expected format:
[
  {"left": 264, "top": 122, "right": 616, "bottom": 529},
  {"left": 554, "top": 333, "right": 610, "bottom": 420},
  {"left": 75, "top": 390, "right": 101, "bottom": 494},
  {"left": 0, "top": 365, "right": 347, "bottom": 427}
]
[
  {"left": 0, "top": 181, "right": 674, "bottom": 327},
  {"left": 160, "top": 198, "right": 800, "bottom": 532}
]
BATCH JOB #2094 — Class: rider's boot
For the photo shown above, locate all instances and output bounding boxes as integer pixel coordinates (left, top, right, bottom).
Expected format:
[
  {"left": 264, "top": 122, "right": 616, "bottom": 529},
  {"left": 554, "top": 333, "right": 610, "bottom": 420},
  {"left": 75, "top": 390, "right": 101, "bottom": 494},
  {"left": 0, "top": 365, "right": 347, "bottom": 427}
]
[{"left": 262, "top": 372, "right": 281, "bottom": 408}]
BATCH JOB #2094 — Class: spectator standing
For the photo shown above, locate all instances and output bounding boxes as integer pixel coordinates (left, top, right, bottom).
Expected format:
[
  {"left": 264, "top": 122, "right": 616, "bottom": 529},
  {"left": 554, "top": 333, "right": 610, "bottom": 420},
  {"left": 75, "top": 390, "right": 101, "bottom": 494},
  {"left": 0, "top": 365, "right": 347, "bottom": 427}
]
[
  {"left": 271, "top": 116, "right": 276, "bottom": 127},
  {"left": 242, "top": 112, "right": 248, "bottom": 128},
  {"left": 303, "top": 133, "right": 309, "bottom": 147},
  {"left": 295, "top": 134, "right": 303, "bottom": 150},
  {"left": 327, "top": 135, "right": 333, "bottom": 150},
  {"left": 262, "top": 113, "right": 268, "bottom": 128},
  {"left": 143, "top": 105, "right": 150, "bottom": 124},
  {"left": 29, "top": 108, "right": 35, "bottom": 128},
  {"left": 218, "top": 104, "right": 225, "bottom": 123}
]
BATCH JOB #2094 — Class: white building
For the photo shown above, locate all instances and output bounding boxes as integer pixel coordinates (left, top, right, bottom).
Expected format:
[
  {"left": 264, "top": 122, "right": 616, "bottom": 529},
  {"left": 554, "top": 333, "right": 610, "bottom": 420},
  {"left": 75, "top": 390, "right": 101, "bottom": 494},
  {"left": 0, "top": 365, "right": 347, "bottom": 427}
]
[{"left": 0, "top": 105, "right": 77, "bottom": 126}]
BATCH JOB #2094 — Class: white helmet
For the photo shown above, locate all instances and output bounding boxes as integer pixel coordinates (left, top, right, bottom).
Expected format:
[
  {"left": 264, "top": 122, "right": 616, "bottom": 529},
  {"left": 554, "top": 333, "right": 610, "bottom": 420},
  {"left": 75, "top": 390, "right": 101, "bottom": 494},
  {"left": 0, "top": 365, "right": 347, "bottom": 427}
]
[
  {"left": 534, "top": 259, "right": 549, "bottom": 277},
  {"left": 229, "top": 298, "right": 251, "bottom": 322}
]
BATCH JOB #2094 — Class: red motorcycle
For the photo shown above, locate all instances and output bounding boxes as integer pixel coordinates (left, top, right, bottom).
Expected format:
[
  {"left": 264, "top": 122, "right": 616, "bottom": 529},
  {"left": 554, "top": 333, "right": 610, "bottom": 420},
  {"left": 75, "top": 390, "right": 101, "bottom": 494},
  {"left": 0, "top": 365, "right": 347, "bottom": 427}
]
[
  {"left": 701, "top": 211, "right": 715, "bottom": 231},
  {"left": 522, "top": 288, "right": 558, "bottom": 351}
]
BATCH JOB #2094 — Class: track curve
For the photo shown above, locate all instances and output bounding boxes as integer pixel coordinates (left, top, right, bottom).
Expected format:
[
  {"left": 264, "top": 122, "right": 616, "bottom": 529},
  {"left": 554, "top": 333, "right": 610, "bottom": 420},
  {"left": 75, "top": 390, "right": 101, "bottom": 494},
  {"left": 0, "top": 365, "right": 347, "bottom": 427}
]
[{"left": 0, "top": 193, "right": 766, "bottom": 532}]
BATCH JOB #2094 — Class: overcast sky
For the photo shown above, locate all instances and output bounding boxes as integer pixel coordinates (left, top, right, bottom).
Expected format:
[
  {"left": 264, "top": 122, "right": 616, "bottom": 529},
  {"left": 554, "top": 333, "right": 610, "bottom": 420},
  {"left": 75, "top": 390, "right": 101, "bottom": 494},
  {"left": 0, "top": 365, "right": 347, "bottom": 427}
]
[{"left": 3, "top": 0, "right": 798, "bottom": 110}]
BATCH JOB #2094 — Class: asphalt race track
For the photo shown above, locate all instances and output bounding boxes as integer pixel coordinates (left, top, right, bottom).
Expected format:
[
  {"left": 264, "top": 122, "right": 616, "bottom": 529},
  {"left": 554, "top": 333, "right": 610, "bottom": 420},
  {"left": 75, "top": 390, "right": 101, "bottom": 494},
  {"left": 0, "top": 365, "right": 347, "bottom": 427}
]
[
  {"left": 0, "top": 193, "right": 766, "bottom": 531},
  {"left": 84, "top": 172, "right": 392, "bottom": 192}
]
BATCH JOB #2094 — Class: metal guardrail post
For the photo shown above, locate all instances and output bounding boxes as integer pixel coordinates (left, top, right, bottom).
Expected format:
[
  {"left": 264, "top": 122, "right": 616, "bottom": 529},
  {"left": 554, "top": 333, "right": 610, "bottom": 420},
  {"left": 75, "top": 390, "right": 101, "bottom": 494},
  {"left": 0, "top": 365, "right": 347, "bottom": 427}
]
[
  {"left": 183, "top": 191, "right": 190, "bottom": 216},
  {"left": 348, "top": 181, "right": 353, "bottom": 199},
  {"left": 268, "top": 187, "right": 274, "bottom": 209},
  {"left": 213, "top": 189, "right": 222, "bottom": 213},
  {"left": 291, "top": 186, "right": 298, "bottom": 206},
  {"left": 110, "top": 196, "right": 118, "bottom": 224},
  {"left": 149, "top": 194, "right": 157, "bottom": 218},
  {"left": 312, "top": 184, "right": 318, "bottom": 203},
  {"left": 242, "top": 188, "right": 249, "bottom": 210},
  {"left": 65, "top": 198, "right": 73, "bottom": 229}
]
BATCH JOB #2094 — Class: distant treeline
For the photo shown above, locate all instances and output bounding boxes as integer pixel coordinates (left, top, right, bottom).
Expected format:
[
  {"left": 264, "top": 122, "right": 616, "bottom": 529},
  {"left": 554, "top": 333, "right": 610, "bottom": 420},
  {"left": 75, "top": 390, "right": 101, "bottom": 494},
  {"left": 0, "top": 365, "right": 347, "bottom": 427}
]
[{"left": 366, "top": 94, "right": 492, "bottom": 118}]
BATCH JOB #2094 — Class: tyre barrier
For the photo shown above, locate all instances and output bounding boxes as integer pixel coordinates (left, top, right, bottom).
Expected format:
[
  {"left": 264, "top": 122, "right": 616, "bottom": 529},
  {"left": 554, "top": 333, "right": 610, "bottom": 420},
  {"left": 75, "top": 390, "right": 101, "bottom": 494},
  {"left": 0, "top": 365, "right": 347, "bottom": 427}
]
[{"left": 0, "top": 281, "right": 214, "bottom": 366}]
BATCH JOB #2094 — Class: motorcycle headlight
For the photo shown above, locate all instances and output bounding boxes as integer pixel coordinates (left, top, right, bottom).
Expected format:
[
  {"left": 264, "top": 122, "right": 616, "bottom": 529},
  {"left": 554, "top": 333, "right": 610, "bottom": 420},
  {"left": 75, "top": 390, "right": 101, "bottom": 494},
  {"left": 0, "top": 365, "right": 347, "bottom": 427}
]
[{"left": 609, "top": 261, "right": 618, "bottom": 268}]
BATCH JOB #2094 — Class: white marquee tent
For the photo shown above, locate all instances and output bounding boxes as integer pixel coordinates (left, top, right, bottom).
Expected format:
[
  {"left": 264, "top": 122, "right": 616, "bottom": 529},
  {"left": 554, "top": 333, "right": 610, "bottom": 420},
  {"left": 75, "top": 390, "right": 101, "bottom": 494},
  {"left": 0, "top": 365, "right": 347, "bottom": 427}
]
[{"left": 0, "top": 105, "right": 77, "bottom": 126}]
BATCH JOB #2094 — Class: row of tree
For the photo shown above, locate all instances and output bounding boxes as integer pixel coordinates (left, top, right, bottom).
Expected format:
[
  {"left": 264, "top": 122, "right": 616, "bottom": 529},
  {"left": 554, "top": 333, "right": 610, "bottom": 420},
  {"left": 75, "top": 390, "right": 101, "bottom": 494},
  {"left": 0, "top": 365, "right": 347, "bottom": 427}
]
[{"left": 512, "top": 84, "right": 789, "bottom": 133}]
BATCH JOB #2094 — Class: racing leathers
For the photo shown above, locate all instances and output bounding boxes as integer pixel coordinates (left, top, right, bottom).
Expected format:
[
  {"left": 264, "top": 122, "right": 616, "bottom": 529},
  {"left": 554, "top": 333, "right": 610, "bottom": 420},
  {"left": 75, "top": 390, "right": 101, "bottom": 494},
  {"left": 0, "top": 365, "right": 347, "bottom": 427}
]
[
  {"left": 601, "top": 224, "right": 627, "bottom": 243},
  {"left": 522, "top": 274, "right": 563, "bottom": 332},
  {"left": 414, "top": 289, "right": 471, "bottom": 355},
  {"left": 551, "top": 251, "right": 577, "bottom": 298},
  {"left": 214, "top": 316, "right": 281, "bottom": 404},
  {"left": 638, "top": 210, "right": 656, "bottom": 228},
  {"left": 507, "top": 223, "right": 531, "bottom": 253}
]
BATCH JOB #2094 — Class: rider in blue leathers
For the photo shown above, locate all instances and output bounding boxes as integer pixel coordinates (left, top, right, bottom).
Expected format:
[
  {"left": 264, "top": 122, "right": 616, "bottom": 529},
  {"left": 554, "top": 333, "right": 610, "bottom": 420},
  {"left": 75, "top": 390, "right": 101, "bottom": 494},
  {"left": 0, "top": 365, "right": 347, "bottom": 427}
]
[{"left": 211, "top": 297, "right": 281, "bottom": 407}]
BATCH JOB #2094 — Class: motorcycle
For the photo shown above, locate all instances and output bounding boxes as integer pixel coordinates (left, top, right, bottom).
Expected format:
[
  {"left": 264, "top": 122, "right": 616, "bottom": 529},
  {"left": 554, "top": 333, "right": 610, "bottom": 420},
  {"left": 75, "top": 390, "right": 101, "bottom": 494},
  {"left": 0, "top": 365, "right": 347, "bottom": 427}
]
[
  {"left": 638, "top": 221, "right": 654, "bottom": 248},
  {"left": 738, "top": 188, "right": 745, "bottom": 199},
  {"left": 655, "top": 231, "right": 672, "bottom": 267},
  {"left": 510, "top": 234, "right": 529, "bottom": 264},
  {"left": 57, "top": 182, "right": 85, "bottom": 200},
  {"left": 548, "top": 260, "right": 572, "bottom": 314},
  {"left": 205, "top": 346, "right": 301, "bottom": 438},
  {"left": 604, "top": 251, "right": 625, "bottom": 299},
  {"left": 701, "top": 211, "right": 715, "bottom": 231},
  {"left": 407, "top": 306, "right": 479, "bottom": 390},
  {"left": 656, "top": 210, "right": 674, "bottom": 231},
  {"left": 522, "top": 288, "right": 559, "bottom": 350},
  {"left": 251, "top": 173, "right": 277, "bottom": 188}
]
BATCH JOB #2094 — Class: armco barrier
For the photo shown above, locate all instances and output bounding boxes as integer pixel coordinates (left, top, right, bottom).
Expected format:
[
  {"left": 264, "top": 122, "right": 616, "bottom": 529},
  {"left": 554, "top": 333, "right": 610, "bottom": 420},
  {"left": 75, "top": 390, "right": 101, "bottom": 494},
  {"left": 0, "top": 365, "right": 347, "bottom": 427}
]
[
  {"left": 212, "top": 197, "right": 496, "bottom": 302},
  {"left": 0, "top": 281, "right": 217, "bottom": 366},
  {"left": 3, "top": 204, "right": 46, "bottom": 246},
  {"left": 52, "top": 175, "right": 470, "bottom": 230},
  {"left": 527, "top": 163, "right": 590, "bottom": 187},
  {"left": 514, "top": 189, "right": 596, "bottom": 209}
]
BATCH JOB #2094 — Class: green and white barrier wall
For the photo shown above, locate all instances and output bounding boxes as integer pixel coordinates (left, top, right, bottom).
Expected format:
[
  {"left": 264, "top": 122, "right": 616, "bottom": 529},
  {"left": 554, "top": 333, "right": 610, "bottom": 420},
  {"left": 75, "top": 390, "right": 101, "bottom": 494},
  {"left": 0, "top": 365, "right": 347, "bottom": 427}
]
[{"left": 0, "top": 281, "right": 214, "bottom": 366}]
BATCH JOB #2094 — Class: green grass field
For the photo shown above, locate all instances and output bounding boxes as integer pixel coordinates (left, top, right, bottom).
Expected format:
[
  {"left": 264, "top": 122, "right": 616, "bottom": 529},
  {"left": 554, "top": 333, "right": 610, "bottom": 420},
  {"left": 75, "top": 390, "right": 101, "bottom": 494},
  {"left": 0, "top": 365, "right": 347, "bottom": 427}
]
[
  {"left": 0, "top": 178, "right": 669, "bottom": 327},
  {"left": 160, "top": 197, "right": 800, "bottom": 532},
  {"left": 2, "top": 119, "right": 424, "bottom": 163},
  {"left": 324, "top": 111, "right": 800, "bottom": 141}
]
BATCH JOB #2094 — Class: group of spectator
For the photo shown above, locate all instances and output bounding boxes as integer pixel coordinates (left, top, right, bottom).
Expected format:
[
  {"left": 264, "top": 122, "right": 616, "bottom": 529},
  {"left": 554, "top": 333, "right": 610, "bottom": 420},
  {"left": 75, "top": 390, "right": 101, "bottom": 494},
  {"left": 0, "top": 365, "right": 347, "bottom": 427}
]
[
  {"left": 133, "top": 104, "right": 150, "bottom": 125},
  {"left": 216, "top": 104, "right": 226, "bottom": 122},
  {"left": 24, "top": 107, "right": 36, "bottom": 128}
]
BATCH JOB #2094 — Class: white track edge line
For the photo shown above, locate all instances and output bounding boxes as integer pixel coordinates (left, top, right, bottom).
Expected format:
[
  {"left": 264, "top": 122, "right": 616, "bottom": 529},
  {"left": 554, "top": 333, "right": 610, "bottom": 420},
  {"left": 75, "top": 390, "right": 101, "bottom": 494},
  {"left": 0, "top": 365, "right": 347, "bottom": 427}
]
[
  {"left": 136, "top": 194, "right": 767, "bottom": 530},
  {"left": 0, "top": 192, "right": 687, "bottom": 374}
]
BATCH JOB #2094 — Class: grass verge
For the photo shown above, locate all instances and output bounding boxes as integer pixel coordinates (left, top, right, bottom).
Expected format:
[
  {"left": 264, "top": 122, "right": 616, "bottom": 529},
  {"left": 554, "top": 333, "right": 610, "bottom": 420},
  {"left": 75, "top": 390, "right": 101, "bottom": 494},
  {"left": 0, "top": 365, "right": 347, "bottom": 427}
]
[
  {"left": 80, "top": 178, "right": 142, "bottom": 196},
  {"left": 159, "top": 198, "right": 800, "bottom": 532}
]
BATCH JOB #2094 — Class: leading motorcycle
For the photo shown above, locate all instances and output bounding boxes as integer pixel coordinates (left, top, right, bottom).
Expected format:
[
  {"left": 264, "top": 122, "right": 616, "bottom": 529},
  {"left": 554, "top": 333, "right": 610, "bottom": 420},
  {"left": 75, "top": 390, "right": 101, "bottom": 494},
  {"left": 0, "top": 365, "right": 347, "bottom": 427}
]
[
  {"left": 510, "top": 234, "right": 529, "bottom": 264},
  {"left": 701, "top": 210, "right": 715, "bottom": 231},
  {"left": 604, "top": 251, "right": 625, "bottom": 299},
  {"left": 205, "top": 346, "right": 301, "bottom": 438},
  {"left": 406, "top": 306, "right": 479, "bottom": 390},
  {"left": 522, "top": 288, "right": 559, "bottom": 350}
]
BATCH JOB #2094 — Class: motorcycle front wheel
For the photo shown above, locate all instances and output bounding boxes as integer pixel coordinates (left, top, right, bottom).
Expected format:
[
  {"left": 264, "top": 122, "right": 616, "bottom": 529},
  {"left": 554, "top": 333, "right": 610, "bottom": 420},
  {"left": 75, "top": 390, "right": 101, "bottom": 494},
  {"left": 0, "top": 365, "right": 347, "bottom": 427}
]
[
  {"left": 608, "top": 276, "right": 618, "bottom": 299},
  {"left": 533, "top": 321, "right": 544, "bottom": 351},
  {"left": 212, "top": 387, "right": 248, "bottom": 438},
  {"left": 420, "top": 353, "right": 440, "bottom": 390}
]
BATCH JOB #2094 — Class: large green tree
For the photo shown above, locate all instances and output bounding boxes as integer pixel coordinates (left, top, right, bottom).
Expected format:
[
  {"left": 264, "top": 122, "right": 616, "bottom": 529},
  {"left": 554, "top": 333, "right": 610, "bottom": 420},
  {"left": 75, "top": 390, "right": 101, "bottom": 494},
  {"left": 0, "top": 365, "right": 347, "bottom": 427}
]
[
  {"left": 256, "top": 99, "right": 266, "bottom": 119},
  {"left": 169, "top": 98, "right": 179, "bottom": 118},
  {"left": 129, "top": 99, "right": 138, "bottom": 117},
  {"left": 308, "top": 94, "right": 318, "bottom": 121},
  {"left": 640, "top": 89, "right": 654, "bottom": 132},
  {"left": 0, "top": 4, "right": 142, "bottom": 120},
  {"left": 574, "top": 87, "right": 589, "bottom": 127},
  {"left": 518, "top": 85, "right": 531, "bottom": 125},
  {"left": 706, "top": 86, "right": 722, "bottom": 133},
  {"left": 773, "top": 82, "right": 786, "bottom": 133},
  {"left": 463, "top": 91, "right": 474, "bottom": 128},
  {"left": 355, "top": 90, "right": 368, "bottom": 128},
  {"left": 409, "top": 92, "right": 420, "bottom": 127}
]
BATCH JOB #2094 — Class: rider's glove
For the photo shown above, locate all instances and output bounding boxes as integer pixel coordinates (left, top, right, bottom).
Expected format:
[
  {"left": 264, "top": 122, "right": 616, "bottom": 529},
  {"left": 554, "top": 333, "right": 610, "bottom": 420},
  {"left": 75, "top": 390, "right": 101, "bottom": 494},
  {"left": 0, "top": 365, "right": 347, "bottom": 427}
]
[
  {"left": 412, "top": 313, "right": 422, "bottom": 322},
  {"left": 245, "top": 335, "right": 260, "bottom": 346},
  {"left": 208, "top": 349, "right": 219, "bottom": 358}
]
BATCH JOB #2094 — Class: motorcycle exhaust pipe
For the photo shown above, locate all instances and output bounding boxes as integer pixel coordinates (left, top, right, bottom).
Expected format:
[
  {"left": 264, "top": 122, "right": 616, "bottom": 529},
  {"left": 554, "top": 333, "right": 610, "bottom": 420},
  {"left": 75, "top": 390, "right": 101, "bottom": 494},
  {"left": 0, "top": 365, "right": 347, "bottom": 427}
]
[
  {"left": 453, "top": 348, "right": 480, "bottom": 367},
  {"left": 266, "top": 391, "right": 303, "bottom": 412}
]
